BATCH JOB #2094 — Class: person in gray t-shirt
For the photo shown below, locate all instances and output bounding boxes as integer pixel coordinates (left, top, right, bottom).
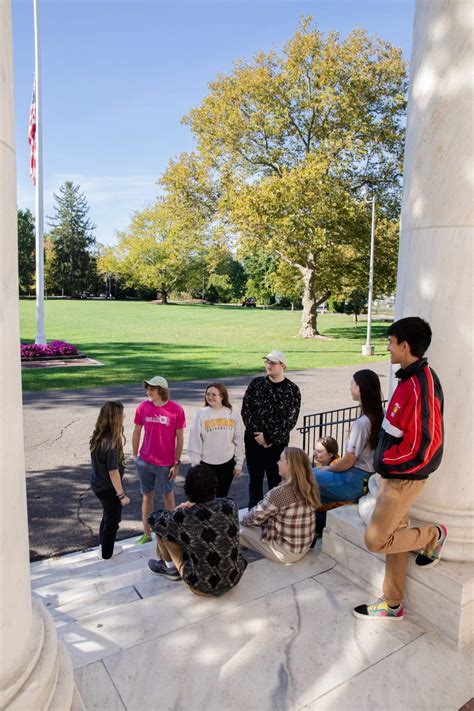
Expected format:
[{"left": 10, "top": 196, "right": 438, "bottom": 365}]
[{"left": 314, "top": 370, "right": 384, "bottom": 504}]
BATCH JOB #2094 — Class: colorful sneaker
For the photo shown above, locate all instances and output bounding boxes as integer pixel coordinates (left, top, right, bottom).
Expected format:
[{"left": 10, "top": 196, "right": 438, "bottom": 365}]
[
  {"left": 353, "top": 597, "right": 405, "bottom": 621},
  {"left": 147, "top": 559, "right": 181, "bottom": 580},
  {"left": 415, "top": 524, "right": 448, "bottom": 567},
  {"left": 136, "top": 534, "right": 152, "bottom": 545}
]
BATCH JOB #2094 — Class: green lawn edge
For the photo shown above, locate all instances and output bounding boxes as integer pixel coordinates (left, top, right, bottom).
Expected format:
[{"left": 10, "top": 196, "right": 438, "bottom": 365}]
[{"left": 20, "top": 301, "right": 391, "bottom": 392}]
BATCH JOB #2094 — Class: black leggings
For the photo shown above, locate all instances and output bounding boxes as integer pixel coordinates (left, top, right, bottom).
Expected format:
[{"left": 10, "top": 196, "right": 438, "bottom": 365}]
[
  {"left": 203, "top": 458, "right": 236, "bottom": 498},
  {"left": 95, "top": 488, "right": 122, "bottom": 559}
]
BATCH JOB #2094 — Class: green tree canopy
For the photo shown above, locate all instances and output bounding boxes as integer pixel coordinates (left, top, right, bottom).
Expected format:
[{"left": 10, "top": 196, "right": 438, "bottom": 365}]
[
  {"left": 17, "top": 208, "right": 35, "bottom": 295},
  {"left": 47, "top": 182, "right": 96, "bottom": 296},
  {"left": 183, "top": 18, "right": 406, "bottom": 335}
]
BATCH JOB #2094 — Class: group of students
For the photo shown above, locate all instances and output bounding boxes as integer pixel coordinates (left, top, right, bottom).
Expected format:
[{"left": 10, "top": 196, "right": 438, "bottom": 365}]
[{"left": 89, "top": 316, "right": 447, "bottom": 619}]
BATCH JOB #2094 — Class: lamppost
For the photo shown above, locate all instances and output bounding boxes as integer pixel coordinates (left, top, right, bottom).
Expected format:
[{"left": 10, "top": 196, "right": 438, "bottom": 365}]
[{"left": 361, "top": 190, "right": 376, "bottom": 356}]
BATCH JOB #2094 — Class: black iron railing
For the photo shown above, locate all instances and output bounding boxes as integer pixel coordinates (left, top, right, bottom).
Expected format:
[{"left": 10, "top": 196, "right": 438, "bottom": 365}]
[{"left": 298, "top": 401, "right": 387, "bottom": 457}]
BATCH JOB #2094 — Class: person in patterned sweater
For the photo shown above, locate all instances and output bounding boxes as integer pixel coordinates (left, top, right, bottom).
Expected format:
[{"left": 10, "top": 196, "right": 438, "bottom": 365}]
[
  {"left": 242, "top": 350, "right": 301, "bottom": 509},
  {"left": 240, "top": 447, "right": 320, "bottom": 563},
  {"left": 147, "top": 464, "right": 247, "bottom": 596}
]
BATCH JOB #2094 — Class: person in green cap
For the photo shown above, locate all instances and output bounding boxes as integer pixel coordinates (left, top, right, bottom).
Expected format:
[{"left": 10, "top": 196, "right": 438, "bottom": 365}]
[{"left": 132, "top": 376, "right": 186, "bottom": 544}]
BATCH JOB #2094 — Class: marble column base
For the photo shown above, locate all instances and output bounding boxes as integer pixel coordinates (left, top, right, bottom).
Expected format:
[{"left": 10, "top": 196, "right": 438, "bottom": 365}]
[
  {"left": 321, "top": 506, "right": 474, "bottom": 645},
  {"left": 410, "top": 501, "right": 474, "bottom": 563},
  {"left": 1, "top": 599, "right": 84, "bottom": 710}
]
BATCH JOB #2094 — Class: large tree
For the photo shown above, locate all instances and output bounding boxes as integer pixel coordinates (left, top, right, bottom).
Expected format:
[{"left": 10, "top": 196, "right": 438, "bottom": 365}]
[
  {"left": 97, "top": 193, "right": 208, "bottom": 304},
  {"left": 184, "top": 19, "right": 407, "bottom": 335},
  {"left": 17, "top": 208, "right": 35, "bottom": 294},
  {"left": 99, "top": 152, "right": 237, "bottom": 304},
  {"left": 48, "top": 181, "right": 96, "bottom": 296}
]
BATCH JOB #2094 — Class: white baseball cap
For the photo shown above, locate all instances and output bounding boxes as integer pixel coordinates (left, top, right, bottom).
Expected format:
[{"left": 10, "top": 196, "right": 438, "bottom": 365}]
[
  {"left": 143, "top": 375, "right": 168, "bottom": 388},
  {"left": 263, "top": 350, "right": 287, "bottom": 366}
]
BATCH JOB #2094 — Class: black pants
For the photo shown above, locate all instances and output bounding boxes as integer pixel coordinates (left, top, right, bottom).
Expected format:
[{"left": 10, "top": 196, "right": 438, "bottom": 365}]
[
  {"left": 203, "top": 458, "right": 235, "bottom": 498},
  {"left": 95, "top": 488, "right": 122, "bottom": 559},
  {"left": 245, "top": 436, "right": 284, "bottom": 509}
]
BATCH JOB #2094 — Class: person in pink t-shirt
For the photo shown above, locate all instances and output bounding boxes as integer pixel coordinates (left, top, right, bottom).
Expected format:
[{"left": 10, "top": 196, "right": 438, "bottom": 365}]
[{"left": 132, "top": 376, "right": 186, "bottom": 544}]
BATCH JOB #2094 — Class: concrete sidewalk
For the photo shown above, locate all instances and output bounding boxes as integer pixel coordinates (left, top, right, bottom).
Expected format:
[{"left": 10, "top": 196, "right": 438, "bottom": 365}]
[{"left": 23, "top": 362, "right": 390, "bottom": 560}]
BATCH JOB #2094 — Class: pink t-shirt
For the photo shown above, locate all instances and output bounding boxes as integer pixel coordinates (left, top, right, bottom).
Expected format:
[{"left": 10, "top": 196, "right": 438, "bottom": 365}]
[{"left": 134, "top": 400, "right": 186, "bottom": 466}]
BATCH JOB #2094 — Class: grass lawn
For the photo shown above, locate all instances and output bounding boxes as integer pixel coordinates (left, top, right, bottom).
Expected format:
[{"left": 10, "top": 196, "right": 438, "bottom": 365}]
[{"left": 20, "top": 300, "right": 390, "bottom": 392}]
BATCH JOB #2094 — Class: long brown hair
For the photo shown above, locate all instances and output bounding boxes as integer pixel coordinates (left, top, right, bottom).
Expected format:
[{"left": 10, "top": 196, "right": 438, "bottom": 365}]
[
  {"left": 90, "top": 401, "right": 125, "bottom": 463},
  {"left": 284, "top": 447, "right": 320, "bottom": 509},
  {"left": 353, "top": 369, "right": 384, "bottom": 449},
  {"left": 204, "top": 382, "right": 232, "bottom": 410}
]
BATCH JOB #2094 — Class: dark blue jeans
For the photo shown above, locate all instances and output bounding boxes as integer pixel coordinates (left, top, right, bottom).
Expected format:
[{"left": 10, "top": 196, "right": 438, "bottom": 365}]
[
  {"left": 314, "top": 466, "right": 370, "bottom": 535},
  {"left": 314, "top": 466, "right": 370, "bottom": 502}
]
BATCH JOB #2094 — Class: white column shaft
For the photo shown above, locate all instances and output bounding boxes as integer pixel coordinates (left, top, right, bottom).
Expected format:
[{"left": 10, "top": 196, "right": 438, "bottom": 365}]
[
  {"left": 0, "top": 0, "right": 35, "bottom": 692},
  {"left": 396, "top": 0, "right": 474, "bottom": 561}
]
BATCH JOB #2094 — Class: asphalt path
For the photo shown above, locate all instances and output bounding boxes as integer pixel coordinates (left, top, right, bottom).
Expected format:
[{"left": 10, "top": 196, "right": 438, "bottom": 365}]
[{"left": 23, "top": 361, "right": 390, "bottom": 560}]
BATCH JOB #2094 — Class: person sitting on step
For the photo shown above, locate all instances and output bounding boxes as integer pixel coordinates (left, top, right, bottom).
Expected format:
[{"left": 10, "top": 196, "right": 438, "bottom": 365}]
[
  {"left": 313, "top": 436, "right": 339, "bottom": 469},
  {"left": 314, "top": 369, "right": 384, "bottom": 515},
  {"left": 147, "top": 464, "right": 247, "bottom": 596},
  {"left": 240, "top": 447, "right": 320, "bottom": 564}
]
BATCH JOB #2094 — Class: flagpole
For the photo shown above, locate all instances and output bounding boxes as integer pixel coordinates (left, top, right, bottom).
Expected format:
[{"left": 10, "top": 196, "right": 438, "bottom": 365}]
[{"left": 33, "top": 0, "right": 45, "bottom": 344}]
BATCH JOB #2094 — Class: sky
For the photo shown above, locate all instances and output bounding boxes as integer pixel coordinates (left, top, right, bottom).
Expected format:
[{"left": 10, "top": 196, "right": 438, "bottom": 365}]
[{"left": 13, "top": 0, "right": 415, "bottom": 246}]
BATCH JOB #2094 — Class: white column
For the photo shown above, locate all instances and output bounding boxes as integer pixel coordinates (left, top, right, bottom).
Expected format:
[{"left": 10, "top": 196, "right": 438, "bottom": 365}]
[
  {"left": 0, "top": 0, "right": 34, "bottom": 694},
  {"left": 0, "top": 3, "right": 77, "bottom": 707},
  {"left": 395, "top": 0, "right": 474, "bottom": 561}
]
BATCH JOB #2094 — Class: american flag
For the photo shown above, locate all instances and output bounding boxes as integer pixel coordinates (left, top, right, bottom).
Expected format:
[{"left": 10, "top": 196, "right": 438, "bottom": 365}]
[{"left": 28, "top": 81, "right": 37, "bottom": 185}]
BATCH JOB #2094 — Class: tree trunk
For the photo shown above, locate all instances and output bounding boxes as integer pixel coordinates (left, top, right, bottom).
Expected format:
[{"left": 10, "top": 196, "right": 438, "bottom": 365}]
[
  {"left": 299, "top": 267, "right": 319, "bottom": 337},
  {"left": 160, "top": 290, "right": 168, "bottom": 304}
]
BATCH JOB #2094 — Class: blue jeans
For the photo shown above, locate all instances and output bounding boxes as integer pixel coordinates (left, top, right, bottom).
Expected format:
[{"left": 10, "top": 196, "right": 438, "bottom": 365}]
[{"left": 314, "top": 466, "right": 370, "bottom": 503}]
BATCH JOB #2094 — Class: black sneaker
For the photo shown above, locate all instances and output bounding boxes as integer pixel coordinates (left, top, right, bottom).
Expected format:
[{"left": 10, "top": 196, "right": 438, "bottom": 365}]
[{"left": 147, "top": 559, "right": 181, "bottom": 580}]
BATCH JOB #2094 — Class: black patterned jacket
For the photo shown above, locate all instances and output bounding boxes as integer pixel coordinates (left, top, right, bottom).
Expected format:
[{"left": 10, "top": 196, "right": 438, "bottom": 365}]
[
  {"left": 241, "top": 376, "right": 301, "bottom": 447},
  {"left": 148, "top": 498, "right": 247, "bottom": 595}
]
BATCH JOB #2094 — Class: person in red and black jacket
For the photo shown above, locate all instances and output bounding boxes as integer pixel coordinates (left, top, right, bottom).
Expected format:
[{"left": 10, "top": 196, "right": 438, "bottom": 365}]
[{"left": 353, "top": 317, "right": 448, "bottom": 622}]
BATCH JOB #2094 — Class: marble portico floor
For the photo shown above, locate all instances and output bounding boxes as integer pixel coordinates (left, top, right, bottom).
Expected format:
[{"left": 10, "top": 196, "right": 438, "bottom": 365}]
[{"left": 30, "top": 536, "right": 473, "bottom": 711}]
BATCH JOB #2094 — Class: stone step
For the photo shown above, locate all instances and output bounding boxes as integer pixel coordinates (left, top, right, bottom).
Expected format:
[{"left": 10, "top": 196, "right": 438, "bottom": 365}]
[
  {"left": 322, "top": 506, "right": 474, "bottom": 644},
  {"left": 54, "top": 551, "right": 336, "bottom": 670},
  {"left": 31, "top": 507, "right": 251, "bottom": 585},
  {"left": 33, "top": 553, "right": 157, "bottom": 612},
  {"left": 30, "top": 536, "right": 156, "bottom": 585},
  {"left": 47, "top": 639, "right": 76, "bottom": 711}
]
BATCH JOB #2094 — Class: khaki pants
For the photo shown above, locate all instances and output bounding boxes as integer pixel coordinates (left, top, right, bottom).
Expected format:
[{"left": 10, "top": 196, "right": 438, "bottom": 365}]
[
  {"left": 365, "top": 478, "right": 439, "bottom": 606},
  {"left": 239, "top": 525, "right": 307, "bottom": 564},
  {"left": 155, "top": 535, "right": 209, "bottom": 597}
]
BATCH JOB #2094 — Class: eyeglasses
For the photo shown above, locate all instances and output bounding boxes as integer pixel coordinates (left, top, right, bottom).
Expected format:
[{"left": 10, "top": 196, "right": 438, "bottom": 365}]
[{"left": 264, "top": 359, "right": 281, "bottom": 365}]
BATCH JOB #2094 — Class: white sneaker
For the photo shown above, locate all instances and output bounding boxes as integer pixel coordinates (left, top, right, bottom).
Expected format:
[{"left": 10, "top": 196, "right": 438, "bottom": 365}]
[{"left": 97, "top": 544, "right": 123, "bottom": 560}]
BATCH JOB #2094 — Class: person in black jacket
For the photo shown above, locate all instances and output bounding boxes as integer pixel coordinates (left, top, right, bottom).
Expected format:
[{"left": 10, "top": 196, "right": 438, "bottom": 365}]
[{"left": 241, "top": 350, "right": 301, "bottom": 509}]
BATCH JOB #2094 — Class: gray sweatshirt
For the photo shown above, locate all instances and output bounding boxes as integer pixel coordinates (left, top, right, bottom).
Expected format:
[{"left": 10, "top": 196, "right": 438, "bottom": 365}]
[{"left": 188, "top": 406, "right": 244, "bottom": 468}]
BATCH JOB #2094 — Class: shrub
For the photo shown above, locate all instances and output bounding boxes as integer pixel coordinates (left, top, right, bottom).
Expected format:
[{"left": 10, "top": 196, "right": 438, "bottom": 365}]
[{"left": 21, "top": 340, "right": 78, "bottom": 359}]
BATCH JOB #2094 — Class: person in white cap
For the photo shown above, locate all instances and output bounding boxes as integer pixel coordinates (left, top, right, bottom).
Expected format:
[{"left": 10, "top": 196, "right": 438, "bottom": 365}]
[
  {"left": 132, "top": 376, "right": 186, "bottom": 544},
  {"left": 241, "top": 351, "right": 301, "bottom": 509}
]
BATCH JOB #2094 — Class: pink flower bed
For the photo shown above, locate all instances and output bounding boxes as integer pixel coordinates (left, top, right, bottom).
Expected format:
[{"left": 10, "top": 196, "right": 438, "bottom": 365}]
[{"left": 21, "top": 340, "right": 79, "bottom": 359}]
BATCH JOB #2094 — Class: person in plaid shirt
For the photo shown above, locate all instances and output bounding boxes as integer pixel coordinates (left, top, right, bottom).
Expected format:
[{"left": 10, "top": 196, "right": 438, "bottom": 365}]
[{"left": 240, "top": 447, "right": 320, "bottom": 563}]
